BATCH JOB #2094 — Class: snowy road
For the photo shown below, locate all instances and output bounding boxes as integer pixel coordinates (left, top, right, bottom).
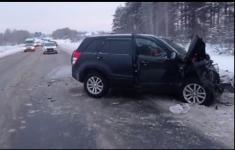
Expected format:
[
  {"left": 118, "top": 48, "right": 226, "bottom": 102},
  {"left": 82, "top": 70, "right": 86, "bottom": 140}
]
[{"left": 0, "top": 46, "right": 232, "bottom": 149}]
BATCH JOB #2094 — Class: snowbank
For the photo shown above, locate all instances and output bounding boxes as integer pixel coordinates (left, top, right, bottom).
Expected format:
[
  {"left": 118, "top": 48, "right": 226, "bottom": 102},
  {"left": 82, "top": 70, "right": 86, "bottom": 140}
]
[
  {"left": 0, "top": 45, "right": 24, "bottom": 59},
  {"left": 206, "top": 44, "right": 234, "bottom": 83},
  {"left": 55, "top": 39, "right": 82, "bottom": 55},
  {"left": 206, "top": 44, "right": 234, "bottom": 73}
]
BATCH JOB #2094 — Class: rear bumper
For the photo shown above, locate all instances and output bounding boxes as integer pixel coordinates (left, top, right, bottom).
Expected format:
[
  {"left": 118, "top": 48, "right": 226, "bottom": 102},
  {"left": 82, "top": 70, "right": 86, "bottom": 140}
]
[
  {"left": 43, "top": 50, "right": 58, "bottom": 54},
  {"left": 24, "top": 48, "right": 35, "bottom": 52},
  {"left": 72, "top": 66, "right": 80, "bottom": 81}
]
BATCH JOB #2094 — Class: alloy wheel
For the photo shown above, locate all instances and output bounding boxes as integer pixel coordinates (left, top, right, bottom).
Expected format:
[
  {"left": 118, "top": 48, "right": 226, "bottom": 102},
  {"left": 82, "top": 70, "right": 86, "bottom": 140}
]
[
  {"left": 183, "top": 83, "right": 207, "bottom": 104},
  {"left": 86, "top": 76, "right": 104, "bottom": 95}
]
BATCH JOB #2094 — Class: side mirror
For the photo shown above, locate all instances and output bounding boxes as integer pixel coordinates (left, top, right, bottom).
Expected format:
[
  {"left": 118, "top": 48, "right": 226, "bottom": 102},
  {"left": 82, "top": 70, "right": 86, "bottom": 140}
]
[{"left": 170, "top": 51, "right": 177, "bottom": 59}]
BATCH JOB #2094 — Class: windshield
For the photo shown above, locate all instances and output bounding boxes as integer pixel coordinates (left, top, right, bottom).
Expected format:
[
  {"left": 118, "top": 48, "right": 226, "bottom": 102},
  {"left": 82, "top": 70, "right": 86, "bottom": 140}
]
[
  {"left": 161, "top": 39, "right": 187, "bottom": 55},
  {"left": 25, "top": 42, "right": 34, "bottom": 46},
  {"left": 25, "top": 41, "right": 34, "bottom": 44}
]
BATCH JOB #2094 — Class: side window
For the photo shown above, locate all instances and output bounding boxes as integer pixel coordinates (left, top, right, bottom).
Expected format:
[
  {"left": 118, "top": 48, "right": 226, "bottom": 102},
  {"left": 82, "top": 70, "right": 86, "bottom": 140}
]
[
  {"left": 135, "top": 38, "right": 167, "bottom": 58},
  {"left": 102, "top": 38, "right": 131, "bottom": 54},
  {"left": 85, "top": 39, "right": 103, "bottom": 52}
]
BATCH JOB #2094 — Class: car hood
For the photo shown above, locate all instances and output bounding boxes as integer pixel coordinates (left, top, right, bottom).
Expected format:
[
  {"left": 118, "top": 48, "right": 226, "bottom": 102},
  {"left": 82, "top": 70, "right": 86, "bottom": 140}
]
[{"left": 184, "top": 35, "right": 207, "bottom": 62}]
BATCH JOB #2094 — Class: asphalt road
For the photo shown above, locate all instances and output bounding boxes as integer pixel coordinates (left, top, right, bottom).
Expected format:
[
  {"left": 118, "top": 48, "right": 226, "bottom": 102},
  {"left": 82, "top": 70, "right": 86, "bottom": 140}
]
[{"left": 0, "top": 47, "right": 228, "bottom": 149}]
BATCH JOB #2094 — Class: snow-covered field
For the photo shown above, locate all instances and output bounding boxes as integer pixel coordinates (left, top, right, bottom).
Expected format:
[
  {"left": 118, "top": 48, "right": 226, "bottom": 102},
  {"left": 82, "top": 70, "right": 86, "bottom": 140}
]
[
  {"left": 55, "top": 39, "right": 82, "bottom": 55},
  {"left": 206, "top": 44, "right": 234, "bottom": 72},
  {"left": 0, "top": 45, "right": 24, "bottom": 59},
  {"left": 206, "top": 44, "right": 234, "bottom": 84}
]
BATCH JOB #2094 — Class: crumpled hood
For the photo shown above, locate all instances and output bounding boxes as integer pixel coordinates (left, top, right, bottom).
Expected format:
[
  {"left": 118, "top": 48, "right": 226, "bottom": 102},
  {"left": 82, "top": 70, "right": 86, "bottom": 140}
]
[{"left": 184, "top": 35, "right": 207, "bottom": 62}]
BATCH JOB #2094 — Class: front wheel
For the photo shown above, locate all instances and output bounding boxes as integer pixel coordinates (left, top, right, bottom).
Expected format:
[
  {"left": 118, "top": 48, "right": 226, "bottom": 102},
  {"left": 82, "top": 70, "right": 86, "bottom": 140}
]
[
  {"left": 180, "top": 80, "right": 213, "bottom": 106},
  {"left": 84, "top": 73, "right": 108, "bottom": 98}
]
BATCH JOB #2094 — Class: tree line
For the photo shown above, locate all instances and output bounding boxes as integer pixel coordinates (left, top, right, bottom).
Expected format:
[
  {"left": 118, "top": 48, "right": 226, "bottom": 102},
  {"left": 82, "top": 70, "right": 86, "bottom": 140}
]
[
  {"left": 51, "top": 28, "right": 111, "bottom": 42},
  {"left": 0, "top": 29, "right": 31, "bottom": 45},
  {"left": 51, "top": 28, "right": 87, "bottom": 42},
  {"left": 0, "top": 28, "right": 110, "bottom": 45},
  {"left": 112, "top": 2, "right": 234, "bottom": 46}
]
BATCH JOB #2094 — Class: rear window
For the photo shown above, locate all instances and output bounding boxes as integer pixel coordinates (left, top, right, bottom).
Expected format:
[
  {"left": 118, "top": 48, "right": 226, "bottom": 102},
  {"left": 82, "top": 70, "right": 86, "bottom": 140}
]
[
  {"left": 102, "top": 38, "right": 131, "bottom": 54},
  {"left": 25, "top": 41, "right": 34, "bottom": 44},
  {"left": 85, "top": 39, "right": 103, "bottom": 52}
]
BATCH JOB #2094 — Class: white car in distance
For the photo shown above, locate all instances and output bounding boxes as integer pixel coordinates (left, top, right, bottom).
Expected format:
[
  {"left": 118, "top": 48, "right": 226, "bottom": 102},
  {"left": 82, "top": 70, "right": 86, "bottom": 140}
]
[{"left": 43, "top": 42, "right": 58, "bottom": 54}]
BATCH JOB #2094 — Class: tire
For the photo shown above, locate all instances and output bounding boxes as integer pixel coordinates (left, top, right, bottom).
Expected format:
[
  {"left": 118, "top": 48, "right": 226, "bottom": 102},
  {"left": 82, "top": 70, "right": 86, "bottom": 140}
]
[
  {"left": 84, "top": 72, "right": 109, "bottom": 98},
  {"left": 179, "top": 79, "right": 213, "bottom": 106}
]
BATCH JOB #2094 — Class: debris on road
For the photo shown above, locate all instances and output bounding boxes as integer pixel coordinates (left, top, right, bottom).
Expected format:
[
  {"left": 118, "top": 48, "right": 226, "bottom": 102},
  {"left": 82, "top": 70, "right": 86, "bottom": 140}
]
[
  {"left": 169, "top": 104, "right": 190, "bottom": 114},
  {"left": 50, "top": 99, "right": 56, "bottom": 102},
  {"left": 21, "top": 120, "right": 26, "bottom": 124},
  {"left": 25, "top": 103, "right": 32, "bottom": 107},
  {"left": 8, "top": 129, "right": 16, "bottom": 133},
  {"left": 112, "top": 101, "right": 120, "bottom": 105},
  {"left": 48, "top": 97, "right": 56, "bottom": 102},
  {"left": 28, "top": 110, "right": 40, "bottom": 114},
  {"left": 19, "top": 126, "right": 26, "bottom": 130},
  {"left": 47, "top": 80, "right": 56, "bottom": 87}
]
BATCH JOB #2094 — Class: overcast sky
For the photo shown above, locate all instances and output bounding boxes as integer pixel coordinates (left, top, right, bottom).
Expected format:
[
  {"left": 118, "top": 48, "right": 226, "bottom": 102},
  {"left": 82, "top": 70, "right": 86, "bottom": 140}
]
[{"left": 0, "top": 2, "right": 125, "bottom": 34}]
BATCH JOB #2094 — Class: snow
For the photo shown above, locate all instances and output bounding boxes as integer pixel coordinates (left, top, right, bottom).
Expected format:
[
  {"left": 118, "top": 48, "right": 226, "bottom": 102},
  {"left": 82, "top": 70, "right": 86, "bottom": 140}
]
[
  {"left": 206, "top": 44, "right": 234, "bottom": 84},
  {"left": 175, "top": 92, "right": 234, "bottom": 148},
  {"left": 206, "top": 44, "right": 234, "bottom": 73},
  {"left": 0, "top": 45, "right": 24, "bottom": 59},
  {"left": 55, "top": 39, "right": 82, "bottom": 55},
  {"left": 46, "top": 65, "right": 71, "bottom": 80},
  {"left": 150, "top": 91, "right": 234, "bottom": 148}
]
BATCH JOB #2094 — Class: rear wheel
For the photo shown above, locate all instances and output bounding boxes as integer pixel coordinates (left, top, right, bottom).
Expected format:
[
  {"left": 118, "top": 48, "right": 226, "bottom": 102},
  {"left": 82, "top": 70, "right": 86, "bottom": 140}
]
[
  {"left": 84, "top": 73, "right": 108, "bottom": 98},
  {"left": 180, "top": 79, "right": 213, "bottom": 106}
]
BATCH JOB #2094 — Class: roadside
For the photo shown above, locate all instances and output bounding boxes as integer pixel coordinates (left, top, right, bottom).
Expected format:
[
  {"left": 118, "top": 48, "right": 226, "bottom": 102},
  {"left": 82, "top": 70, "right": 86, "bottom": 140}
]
[
  {"left": 58, "top": 41, "right": 234, "bottom": 148},
  {"left": 147, "top": 91, "right": 234, "bottom": 148},
  {"left": 0, "top": 44, "right": 233, "bottom": 149},
  {"left": 0, "top": 44, "right": 24, "bottom": 59}
]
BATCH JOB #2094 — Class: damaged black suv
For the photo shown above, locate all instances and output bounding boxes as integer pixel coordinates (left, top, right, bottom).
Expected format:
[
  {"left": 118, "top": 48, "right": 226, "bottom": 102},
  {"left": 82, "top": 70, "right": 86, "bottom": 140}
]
[{"left": 72, "top": 34, "right": 223, "bottom": 106}]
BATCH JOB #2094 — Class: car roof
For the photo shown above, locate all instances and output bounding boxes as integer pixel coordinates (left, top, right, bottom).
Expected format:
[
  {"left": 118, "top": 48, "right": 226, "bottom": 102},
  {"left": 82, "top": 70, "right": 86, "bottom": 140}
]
[
  {"left": 25, "top": 38, "right": 34, "bottom": 41},
  {"left": 86, "top": 34, "right": 160, "bottom": 39}
]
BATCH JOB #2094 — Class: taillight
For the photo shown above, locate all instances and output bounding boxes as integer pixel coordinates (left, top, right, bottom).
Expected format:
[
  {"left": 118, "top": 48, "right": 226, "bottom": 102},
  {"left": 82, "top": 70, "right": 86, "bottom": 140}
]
[{"left": 72, "top": 50, "right": 81, "bottom": 65}]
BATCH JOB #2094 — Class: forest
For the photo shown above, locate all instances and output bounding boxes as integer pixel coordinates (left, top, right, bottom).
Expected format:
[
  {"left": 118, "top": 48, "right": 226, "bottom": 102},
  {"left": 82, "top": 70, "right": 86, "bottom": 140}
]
[{"left": 112, "top": 2, "right": 234, "bottom": 53}]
